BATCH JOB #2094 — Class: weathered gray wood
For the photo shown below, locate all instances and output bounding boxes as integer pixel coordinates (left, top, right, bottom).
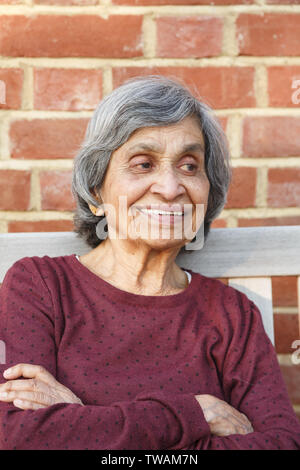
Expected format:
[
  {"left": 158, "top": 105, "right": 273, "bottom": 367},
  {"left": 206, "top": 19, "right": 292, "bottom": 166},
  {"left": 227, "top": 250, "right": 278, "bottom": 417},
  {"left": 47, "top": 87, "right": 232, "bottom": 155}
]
[
  {"left": 228, "top": 277, "right": 274, "bottom": 345},
  {"left": 177, "top": 225, "right": 300, "bottom": 277},
  {"left": 298, "top": 277, "right": 300, "bottom": 337},
  {"left": 0, "top": 231, "right": 90, "bottom": 282},
  {"left": 1, "top": 225, "right": 300, "bottom": 282}
]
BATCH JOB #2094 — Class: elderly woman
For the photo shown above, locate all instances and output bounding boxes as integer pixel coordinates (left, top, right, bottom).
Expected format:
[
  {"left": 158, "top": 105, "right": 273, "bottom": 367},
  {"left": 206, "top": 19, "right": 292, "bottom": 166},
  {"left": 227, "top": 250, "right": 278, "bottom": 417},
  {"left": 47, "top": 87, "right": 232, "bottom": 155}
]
[{"left": 0, "top": 75, "right": 299, "bottom": 450}]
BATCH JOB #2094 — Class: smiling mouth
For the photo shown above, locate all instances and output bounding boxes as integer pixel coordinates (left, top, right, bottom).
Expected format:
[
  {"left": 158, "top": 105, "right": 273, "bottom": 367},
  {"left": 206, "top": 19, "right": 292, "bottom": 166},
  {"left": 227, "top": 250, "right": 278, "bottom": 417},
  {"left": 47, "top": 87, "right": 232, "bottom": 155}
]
[
  {"left": 138, "top": 208, "right": 184, "bottom": 216},
  {"left": 133, "top": 207, "right": 193, "bottom": 226},
  {"left": 132, "top": 204, "right": 193, "bottom": 216}
]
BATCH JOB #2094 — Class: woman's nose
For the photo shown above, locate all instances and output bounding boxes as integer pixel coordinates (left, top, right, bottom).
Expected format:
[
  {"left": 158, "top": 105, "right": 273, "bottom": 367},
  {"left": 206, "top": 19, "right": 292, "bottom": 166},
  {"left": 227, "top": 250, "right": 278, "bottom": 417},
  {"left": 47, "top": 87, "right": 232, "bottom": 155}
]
[{"left": 149, "top": 169, "right": 185, "bottom": 200}]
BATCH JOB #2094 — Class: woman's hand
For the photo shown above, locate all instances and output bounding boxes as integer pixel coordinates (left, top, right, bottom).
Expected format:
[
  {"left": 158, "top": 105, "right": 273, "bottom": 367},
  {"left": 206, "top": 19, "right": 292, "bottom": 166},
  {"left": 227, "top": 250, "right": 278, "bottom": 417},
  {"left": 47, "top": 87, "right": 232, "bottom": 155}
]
[
  {"left": 0, "top": 363, "right": 84, "bottom": 410},
  {"left": 195, "top": 394, "right": 253, "bottom": 437}
]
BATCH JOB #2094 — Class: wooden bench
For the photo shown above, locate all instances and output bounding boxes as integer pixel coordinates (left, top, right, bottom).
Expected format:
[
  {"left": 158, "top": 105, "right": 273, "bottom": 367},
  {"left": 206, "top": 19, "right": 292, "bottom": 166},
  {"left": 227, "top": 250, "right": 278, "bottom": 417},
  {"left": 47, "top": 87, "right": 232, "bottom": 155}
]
[{"left": 1, "top": 225, "right": 300, "bottom": 345}]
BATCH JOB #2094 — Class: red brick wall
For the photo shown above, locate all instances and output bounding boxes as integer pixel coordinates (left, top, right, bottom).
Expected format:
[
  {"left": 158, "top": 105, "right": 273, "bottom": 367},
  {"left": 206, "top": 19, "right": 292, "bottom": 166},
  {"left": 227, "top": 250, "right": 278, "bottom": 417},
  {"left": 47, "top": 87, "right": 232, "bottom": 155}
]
[{"left": 0, "top": 0, "right": 299, "bottom": 419}]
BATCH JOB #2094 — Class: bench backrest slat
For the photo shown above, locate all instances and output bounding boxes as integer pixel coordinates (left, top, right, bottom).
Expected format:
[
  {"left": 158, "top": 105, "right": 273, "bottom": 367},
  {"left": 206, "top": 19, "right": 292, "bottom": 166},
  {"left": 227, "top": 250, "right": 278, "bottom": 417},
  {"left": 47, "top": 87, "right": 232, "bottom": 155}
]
[{"left": 1, "top": 226, "right": 300, "bottom": 281}]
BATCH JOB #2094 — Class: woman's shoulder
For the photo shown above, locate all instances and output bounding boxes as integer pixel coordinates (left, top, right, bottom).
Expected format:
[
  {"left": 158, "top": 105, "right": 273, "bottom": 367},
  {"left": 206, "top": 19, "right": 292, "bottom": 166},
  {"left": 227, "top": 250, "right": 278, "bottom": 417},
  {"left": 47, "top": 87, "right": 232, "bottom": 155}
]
[
  {"left": 7, "top": 253, "right": 74, "bottom": 270},
  {"left": 190, "top": 269, "right": 257, "bottom": 320},
  {"left": 188, "top": 269, "right": 237, "bottom": 298},
  {"left": 4, "top": 254, "right": 77, "bottom": 288}
]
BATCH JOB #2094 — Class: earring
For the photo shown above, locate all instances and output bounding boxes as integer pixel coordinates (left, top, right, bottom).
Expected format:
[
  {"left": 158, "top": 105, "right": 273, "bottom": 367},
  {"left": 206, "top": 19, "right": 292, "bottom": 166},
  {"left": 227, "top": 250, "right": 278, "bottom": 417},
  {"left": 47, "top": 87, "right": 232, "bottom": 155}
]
[{"left": 89, "top": 204, "right": 104, "bottom": 217}]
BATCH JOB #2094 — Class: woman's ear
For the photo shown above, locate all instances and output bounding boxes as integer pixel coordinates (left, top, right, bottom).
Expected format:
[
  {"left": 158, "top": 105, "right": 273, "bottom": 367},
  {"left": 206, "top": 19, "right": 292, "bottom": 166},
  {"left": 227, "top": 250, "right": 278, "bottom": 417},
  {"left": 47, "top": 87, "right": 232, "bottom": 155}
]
[
  {"left": 89, "top": 189, "right": 105, "bottom": 217},
  {"left": 88, "top": 203, "right": 105, "bottom": 217}
]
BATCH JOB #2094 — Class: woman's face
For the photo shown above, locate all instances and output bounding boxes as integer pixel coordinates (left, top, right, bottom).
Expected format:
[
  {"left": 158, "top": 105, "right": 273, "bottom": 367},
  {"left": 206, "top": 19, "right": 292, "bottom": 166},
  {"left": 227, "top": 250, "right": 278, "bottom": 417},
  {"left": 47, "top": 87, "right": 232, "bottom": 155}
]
[{"left": 96, "top": 115, "right": 210, "bottom": 251}]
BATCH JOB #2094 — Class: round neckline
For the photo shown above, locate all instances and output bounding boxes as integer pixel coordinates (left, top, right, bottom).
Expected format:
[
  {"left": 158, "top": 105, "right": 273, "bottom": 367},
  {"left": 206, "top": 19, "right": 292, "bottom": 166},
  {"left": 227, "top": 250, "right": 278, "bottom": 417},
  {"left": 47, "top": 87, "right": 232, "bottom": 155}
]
[{"left": 68, "top": 253, "right": 200, "bottom": 308}]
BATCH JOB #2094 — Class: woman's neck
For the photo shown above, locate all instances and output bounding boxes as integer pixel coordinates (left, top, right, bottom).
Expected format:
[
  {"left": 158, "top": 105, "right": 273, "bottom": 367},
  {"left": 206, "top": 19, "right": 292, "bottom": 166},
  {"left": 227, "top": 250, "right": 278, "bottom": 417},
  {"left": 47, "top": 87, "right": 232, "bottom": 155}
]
[{"left": 79, "top": 238, "right": 188, "bottom": 296}]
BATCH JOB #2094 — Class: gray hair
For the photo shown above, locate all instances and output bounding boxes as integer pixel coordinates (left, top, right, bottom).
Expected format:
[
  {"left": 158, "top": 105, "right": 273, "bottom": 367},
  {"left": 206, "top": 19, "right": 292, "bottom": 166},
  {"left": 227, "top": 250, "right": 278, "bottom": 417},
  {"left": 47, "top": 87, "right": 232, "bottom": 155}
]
[{"left": 72, "top": 75, "right": 232, "bottom": 251}]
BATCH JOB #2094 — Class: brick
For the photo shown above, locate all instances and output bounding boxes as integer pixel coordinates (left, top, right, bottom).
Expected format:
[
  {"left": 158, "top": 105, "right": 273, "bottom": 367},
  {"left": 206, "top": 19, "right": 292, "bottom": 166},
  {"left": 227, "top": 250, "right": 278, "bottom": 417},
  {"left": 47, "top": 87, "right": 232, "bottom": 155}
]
[
  {"left": 0, "top": 68, "right": 24, "bottom": 110},
  {"left": 0, "top": 170, "right": 31, "bottom": 211},
  {"left": 225, "top": 167, "right": 257, "bottom": 209},
  {"left": 236, "top": 14, "right": 300, "bottom": 56},
  {"left": 8, "top": 219, "right": 74, "bottom": 232},
  {"left": 274, "top": 314, "right": 299, "bottom": 354},
  {"left": 267, "top": 168, "right": 300, "bottom": 208},
  {"left": 0, "top": 15, "right": 143, "bottom": 58},
  {"left": 280, "top": 364, "right": 300, "bottom": 405},
  {"left": 217, "top": 117, "right": 228, "bottom": 133},
  {"left": 34, "top": 68, "right": 102, "bottom": 111},
  {"left": 238, "top": 216, "right": 300, "bottom": 228},
  {"left": 40, "top": 171, "right": 75, "bottom": 211},
  {"left": 242, "top": 116, "right": 300, "bottom": 158},
  {"left": 267, "top": 66, "right": 300, "bottom": 107},
  {"left": 9, "top": 119, "right": 88, "bottom": 159},
  {"left": 113, "top": 66, "right": 256, "bottom": 109},
  {"left": 112, "top": 0, "right": 254, "bottom": 4},
  {"left": 156, "top": 16, "right": 223, "bottom": 58},
  {"left": 211, "top": 218, "right": 227, "bottom": 228},
  {"left": 34, "top": 0, "right": 97, "bottom": 4},
  {"left": 272, "top": 276, "right": 298, "bottom": 307}
]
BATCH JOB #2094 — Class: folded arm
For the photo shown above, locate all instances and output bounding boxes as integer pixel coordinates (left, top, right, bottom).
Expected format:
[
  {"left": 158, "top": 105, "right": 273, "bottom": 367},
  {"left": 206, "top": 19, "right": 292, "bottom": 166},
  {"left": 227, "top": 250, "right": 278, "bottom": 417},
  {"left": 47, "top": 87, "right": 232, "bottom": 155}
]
[{"left": 188, "top": 294, "right": 300, "bottom": 450}]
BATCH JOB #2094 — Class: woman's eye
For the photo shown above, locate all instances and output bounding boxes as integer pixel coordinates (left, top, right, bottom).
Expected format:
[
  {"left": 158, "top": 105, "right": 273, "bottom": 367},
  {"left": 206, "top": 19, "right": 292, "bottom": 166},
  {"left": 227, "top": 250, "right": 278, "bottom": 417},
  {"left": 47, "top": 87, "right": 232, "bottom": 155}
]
[
  {"left": 136, "top": 162, "right": 152, "bottom": 170},
  {"left": 181, "top": 163, "right": 197, "bottom": 172}
]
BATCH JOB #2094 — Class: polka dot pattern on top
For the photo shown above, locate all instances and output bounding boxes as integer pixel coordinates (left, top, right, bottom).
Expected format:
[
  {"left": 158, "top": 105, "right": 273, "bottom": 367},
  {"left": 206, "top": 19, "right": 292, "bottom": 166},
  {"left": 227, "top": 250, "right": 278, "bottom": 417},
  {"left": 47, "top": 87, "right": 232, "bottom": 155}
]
[{"left": 0, "top": 254, "right": 299, "bottom": 450}]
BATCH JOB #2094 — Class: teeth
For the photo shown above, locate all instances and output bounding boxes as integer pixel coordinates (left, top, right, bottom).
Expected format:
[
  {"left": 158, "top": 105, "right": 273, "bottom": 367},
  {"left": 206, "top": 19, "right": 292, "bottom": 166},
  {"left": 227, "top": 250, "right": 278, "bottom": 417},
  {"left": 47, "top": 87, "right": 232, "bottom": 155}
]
[{"left": 140, "top": 209, "right": 183, "bottom": 216}]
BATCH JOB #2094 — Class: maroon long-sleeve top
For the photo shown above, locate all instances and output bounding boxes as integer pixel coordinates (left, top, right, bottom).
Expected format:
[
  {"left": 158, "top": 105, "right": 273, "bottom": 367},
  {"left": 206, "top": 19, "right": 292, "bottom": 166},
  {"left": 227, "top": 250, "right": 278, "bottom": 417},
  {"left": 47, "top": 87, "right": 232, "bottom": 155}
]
[{"left": 0, "top": 254, "right": 299, "bottom": 450}]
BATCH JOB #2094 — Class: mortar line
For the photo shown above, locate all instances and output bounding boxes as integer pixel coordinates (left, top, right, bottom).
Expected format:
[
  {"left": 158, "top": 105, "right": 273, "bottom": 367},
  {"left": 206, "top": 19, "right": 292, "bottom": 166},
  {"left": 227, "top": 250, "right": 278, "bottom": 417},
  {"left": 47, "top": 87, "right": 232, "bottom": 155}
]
[
  {"left": 0, "top": 5, "right": 300, "bottom": 14},
  {"left": 2, "top": 57, "right": 300, "bottom": 67}
]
